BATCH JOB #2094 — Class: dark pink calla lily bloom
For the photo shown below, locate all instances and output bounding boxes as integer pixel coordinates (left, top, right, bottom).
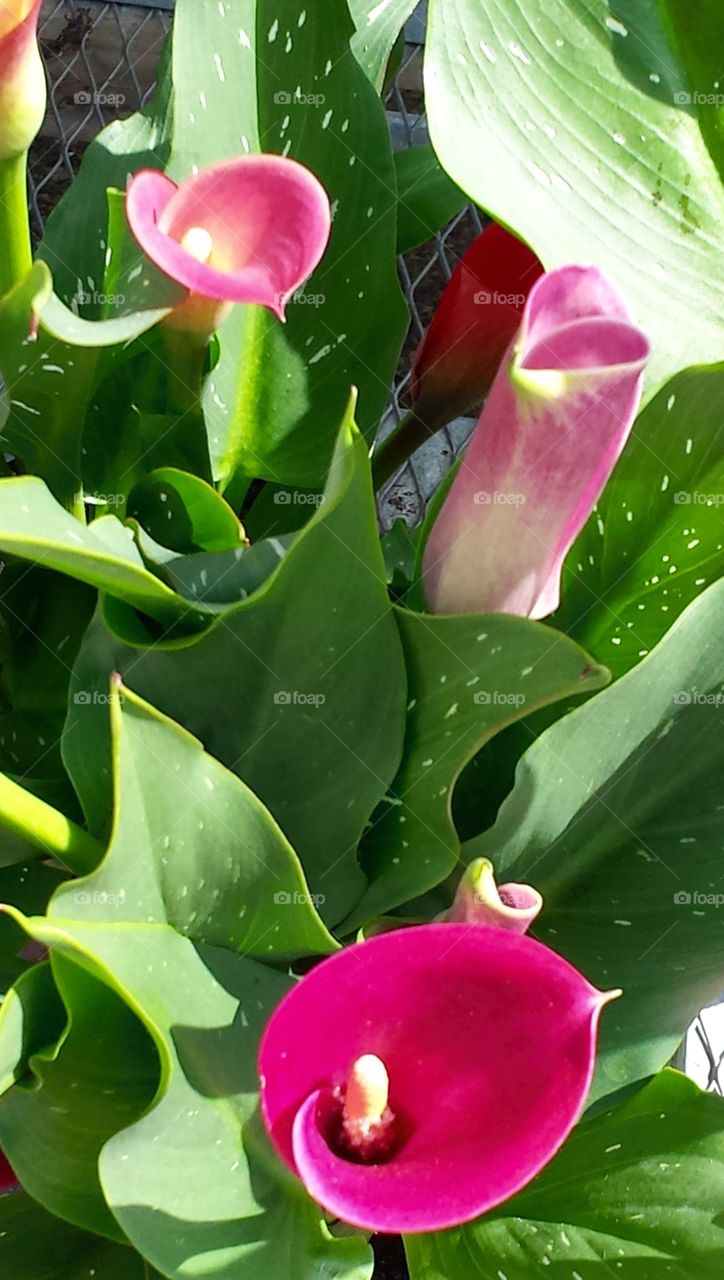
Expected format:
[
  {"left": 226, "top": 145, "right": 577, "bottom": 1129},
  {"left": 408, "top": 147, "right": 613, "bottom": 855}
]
[
  {"left": 0, "top": 0, "right": 45, "bottom": 160},
  {"left": 126, "top": 156, "right": 332, "bottom": 332},
  {"left": 259, "top": 923, "right": 616, "bottom": 1232},
  {"left": 422, "top": 265, "right": 650, "bottom": 618},
  {"left": 444, "top": 857, "right": 542, "bottom": 934},
  {"left": 0, "top": 1149, "right": 17, "bottom": 1194}
]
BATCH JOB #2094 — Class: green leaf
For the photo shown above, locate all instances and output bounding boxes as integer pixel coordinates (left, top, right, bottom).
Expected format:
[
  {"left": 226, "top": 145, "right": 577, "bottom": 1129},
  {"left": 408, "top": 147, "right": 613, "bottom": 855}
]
[
  {"left": 347, "top": 0, "right": 419, "bottom": 92},
  {"left": 425, "top": 0, "right": 724, "bottom": 391},
  {"left": 0, "top": 954, "right": 159, "bottom": 1240},
  {"left": 71, "top": 681, "right": 336, "bottom": 960},
  {"left": 347, "top": 608, "right": 607, "bottom": 926},
  {"left": 164, "top": 0, "right": 407, "bottom": 486},
  {"left": 406, "top": 1070, "right": 724, "bottom": 1279},
  {"left": 556, "top": 364, "right": 724, "bottom": 678},
  {"left": 65, "top": 415, "right": 407, "bottom": 927},
  {"left": 127, "top": 468, "right": 245, "bottom": 555},
  {"left": 0, "top": 477, "right": 213, "bottom": 630},
  {"left": 5, "top": 912, "right": 371, "bottom": 1280},
  {"left": 394, "top": 145, "right": 469, "bottom": 254},
  {"left": 0, "top": 1193, "right": 164, "bottom": 1280},
  {"left": 465, "top": 578, "right": 724, "bottom": 1103}
]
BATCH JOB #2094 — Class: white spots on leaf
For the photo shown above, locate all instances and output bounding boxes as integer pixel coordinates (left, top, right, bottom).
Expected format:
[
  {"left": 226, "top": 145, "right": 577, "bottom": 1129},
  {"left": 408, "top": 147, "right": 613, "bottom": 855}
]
[
  {"left": 685, "top": 437, "right": 693, "bottom": 454},
  {"left": 297, "top": 8, "right": 306, "bottom": 27},
  {"left": 605, "top": 15, "right": 628, "bottom": 37},
  {"left": 444, "top": 704, "right": 459, "bottom": 719},
  {"left": 324, "top": 59, "right": 333, "bottom": 76},
  {"left": 612, "top": 132, "right": 626, "bottom": 146},
  {"left": 322, "top": 109, "right": 333, "bottom": 129},
  {"left": 199, "top": 91, "right": 207, "bottom": 108},
  {"left": 508, "top": 42, "right": 531, "bottom": 66},
  {"left": 268, "top": 18, "right": 279, "bottom": 42},
  {"left": 606, "top": 1142, "right": 623, "bottom": 1151},
  {"left": 649, "top": 71, "right": 661, "bottom": 84},
  {"left": 527, "top": 161, "right": 551, "bottom": 187},
  {"left": 480, "top": 41, "right": 497, "bottom": 64},
  {"left": 214, "top": 53, "right": 226, "bottom": 82},
  {"left": 309, "top": 344, "right": 332, "bottom": 364},
  {"left": 660, "top": 473, "right": 670, "bottom": 492},
  {"left": 238, "top": 27, "right": 251, "bottom": 48}
]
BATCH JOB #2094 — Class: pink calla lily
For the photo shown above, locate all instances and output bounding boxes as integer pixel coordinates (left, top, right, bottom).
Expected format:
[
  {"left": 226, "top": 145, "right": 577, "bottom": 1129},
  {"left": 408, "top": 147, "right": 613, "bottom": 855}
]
[
  {"left": 126, "top": 156, "right": 332, "bottom": 331},
  {"left": 0, "top": 0, "right": 45, "bottom": 161},
  {"left": 259, "top": 923, "right": 615, "bottom": 1232},
  {"left": 422, "top": 265, "right": 650, "bottom": 618},
  {"left": 444, "top": 857, "right": 542, "bottom": 933}
]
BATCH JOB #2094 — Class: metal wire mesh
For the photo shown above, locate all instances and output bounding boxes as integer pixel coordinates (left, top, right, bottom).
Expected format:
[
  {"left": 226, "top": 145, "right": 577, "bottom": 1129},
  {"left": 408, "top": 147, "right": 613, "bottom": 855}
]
[{"left": 28, "top": 1, "right": 724, "bottom": 1095}]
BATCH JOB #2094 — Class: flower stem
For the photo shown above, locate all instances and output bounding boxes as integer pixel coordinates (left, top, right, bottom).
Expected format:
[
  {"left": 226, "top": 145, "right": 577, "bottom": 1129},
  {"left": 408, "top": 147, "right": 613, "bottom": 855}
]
[
  {"left": 0, "top": 153, "right": 32, "bottom": 297},
  {"left": 0, "top": 772, "right": 102, "bottom": 875},
  {"left": 371, "top": 409, "right": 439, "bottom": 490}
]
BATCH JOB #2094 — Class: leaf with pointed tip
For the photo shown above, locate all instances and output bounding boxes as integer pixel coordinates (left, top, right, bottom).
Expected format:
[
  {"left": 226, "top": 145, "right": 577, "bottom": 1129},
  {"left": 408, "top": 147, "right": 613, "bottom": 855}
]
[
  {"left": 406, "top": 1070, "right": 724, "bottom": 1279},
  {"left": 465, "top": 578, "right": 724, "bottom": 1104},
  {"left": 347, "top": 0, "right": 419, "bottom": 91},
  {"left": 64, "top": 418, "right": 407, "bottom": 927},
  {"left": 346, "top": 608, "right": 607, "bottom": 927},
  {"left": 127, "top": 468, "right": 245, "bottom": 555}
]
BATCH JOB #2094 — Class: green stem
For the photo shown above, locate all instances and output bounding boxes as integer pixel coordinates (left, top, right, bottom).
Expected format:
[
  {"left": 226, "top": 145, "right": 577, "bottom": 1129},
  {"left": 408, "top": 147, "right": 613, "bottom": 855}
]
[
  {"left": 371, "top": 409, "right": 441, "bottom": 490},
  {"left": 0, "top": 152, "right": 32, "bottom": 296},
  {"left": 0, "top": 772, "right": 102, "bottom": 876}
]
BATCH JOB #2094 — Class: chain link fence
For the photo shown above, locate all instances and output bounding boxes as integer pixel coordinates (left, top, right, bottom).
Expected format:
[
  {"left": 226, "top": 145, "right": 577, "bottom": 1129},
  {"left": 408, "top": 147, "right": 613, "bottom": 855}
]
[{"left": 29, "top": 1, "right": 724, "bottom": 1096}]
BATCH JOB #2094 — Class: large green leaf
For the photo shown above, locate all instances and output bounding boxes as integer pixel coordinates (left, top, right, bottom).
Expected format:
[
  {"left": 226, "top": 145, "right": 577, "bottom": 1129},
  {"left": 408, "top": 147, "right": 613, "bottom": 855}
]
[
  {"left": 394, "top": 145, "right": 469, "bottom": 254},
  {"left": 165, "top": 0, "right": 406, "bottom": 486},
  {"left": 0, "top": 954, "right": 159, "bottom": 1240},
  {"left": 465, "top": 578, "right": 724, "bottom": 1103},
  {"left": 77, "top": 681, "right": 336, "bottom": 959},
  {"left": 64, "top": 416, "right": 407, "bottom": 927},
  {"left": 425, "top": 0, "right": 724, "bottom": 390},
  {"left": 0, "top": 1193, "right": 164, "bottom": 1280},
  {"left": 406, "top": 1070, "right": 724, "bottom": 1279},
  {"left": 3, "top": 914, "right": 371, "bottom": 1280},
  {"left": 347, "top": 608, "right": 607, "bottom": 926},
  {"left": 556, "top": 363, "right": 724, "bottom": 678}
]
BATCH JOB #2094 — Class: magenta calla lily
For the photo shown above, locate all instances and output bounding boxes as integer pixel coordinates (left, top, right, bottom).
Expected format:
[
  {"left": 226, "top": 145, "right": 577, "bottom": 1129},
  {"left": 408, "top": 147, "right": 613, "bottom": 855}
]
[
  {"left": 126, "top": 156, "right": 332, "bottom": 332},
  {"left": 422, "top": 265, "right": 650, "bottom": 618},
  {"left": 0, "top": 0, "right": 45, "bottom": 161},
  {"left": 445, "top": 857, "right": 542, "bottom": 933},
  {"left": 259, "top": 923, "right": 615, "bottom": 1233}
]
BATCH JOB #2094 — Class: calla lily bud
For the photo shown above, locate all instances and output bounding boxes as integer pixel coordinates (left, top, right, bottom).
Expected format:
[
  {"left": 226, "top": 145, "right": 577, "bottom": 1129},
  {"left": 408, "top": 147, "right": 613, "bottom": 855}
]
[
  {"left": 126, "top": 155, "right": 332, "bottom": 337},
  {"left": 259, "top": 923, "right": 618, "bottom": 1232},
  {"left": 0, "top": 0, "right": 46, "bottom": 161},
  {"left": 422, "top": 265, "right": 650, "bottom": 618},
  {"left": 445, "top": 857, "right": 542, "bottom": 934},
  {"left": 410, "top": 223, "right": 543, "bottom": 428}
]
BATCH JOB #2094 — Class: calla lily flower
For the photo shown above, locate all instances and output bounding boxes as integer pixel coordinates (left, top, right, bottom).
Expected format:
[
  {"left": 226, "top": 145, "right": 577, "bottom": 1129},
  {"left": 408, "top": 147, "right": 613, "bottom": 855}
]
[
  {"left": 0, "top": 0, "right": 45, "bottom": 161},
  {"left": 444, "top": 857, "right": 542, "bottom": 933},
  {"left": 410, "top": 223, "right": 543, "bottom": 428},
  {"left": 259, "top": 923, "right": 616, "bottom": 1232},
  {"left": 0, "top": 1149, "right": 17, "bottom": 1194},
  {"left": 422, "top": 265, "right": 650, "bottom": 618},
  {"left": 126, "top": 156, "right": 332, "bottom": 334}
]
